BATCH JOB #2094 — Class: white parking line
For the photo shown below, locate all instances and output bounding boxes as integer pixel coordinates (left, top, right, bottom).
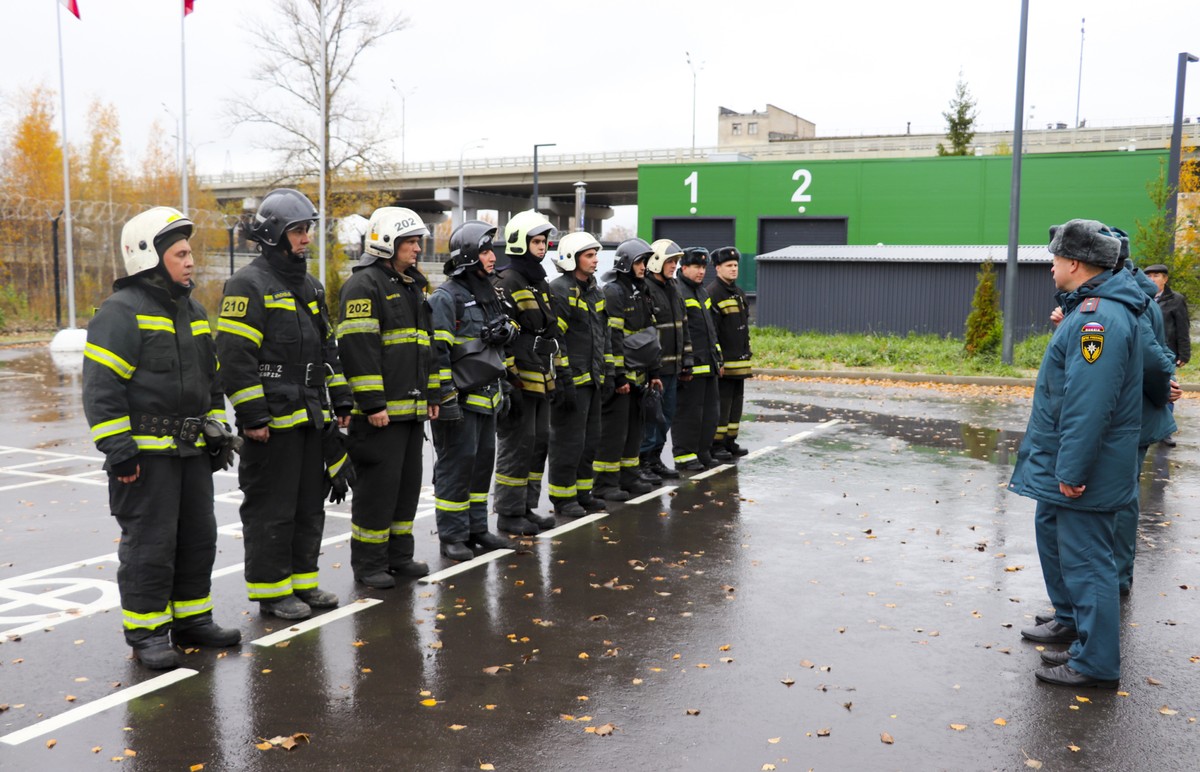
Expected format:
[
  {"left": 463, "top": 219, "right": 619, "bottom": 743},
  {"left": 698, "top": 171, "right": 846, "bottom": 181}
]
[
  {"left": 536, "top": 512, "right": 608, "bottom": 539},
  {"left": 419, "top": 549, "right": 516, "bottom": 585},
  {"left": 740, "top": 445, "right": 777, "bottom": 461},
  {"left": 250, "top": 598, "right": 383, "bottom": 647},
  {"left": 625, "top": 485, "right": 676, "bottom": 505},
  {"left": 690, "top": 463, "right": 734, "bottom": 480},
  {"left": 0, "top": 445, "right": 100, "bottom": 463},
  {"left": 0, "top": 669, "right": 198, "bottom": 746},
  {"left": 782, "top": 418, "right": 842, "bottom": 444}
]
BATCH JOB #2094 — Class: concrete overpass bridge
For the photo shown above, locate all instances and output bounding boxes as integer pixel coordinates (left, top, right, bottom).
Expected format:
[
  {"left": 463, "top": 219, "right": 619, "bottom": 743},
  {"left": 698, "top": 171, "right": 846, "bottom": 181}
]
[{"left": 198, "top": 123, "right": 1186, "bottom": 233}]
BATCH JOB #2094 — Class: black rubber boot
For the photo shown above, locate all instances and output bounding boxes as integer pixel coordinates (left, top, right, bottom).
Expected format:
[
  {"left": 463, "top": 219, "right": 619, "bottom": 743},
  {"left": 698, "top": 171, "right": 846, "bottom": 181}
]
[
  {"left": 295, "top": 588, "right": 339, "bottom": 609},
  {"left": 390, "top": 560, "right": 430, "bottom": 578},
  {"left": 497, "top": 514, "right": 539, "bottom": 536},
  {"left": 440, "top": 541, "right": 474, "bottom": 561},
  {"left": 356, "top": 571, "right": 397, "bottom": 589},
  {"left": 593, "top": 485, "right": 631, "bottom": 502},
  {"left": 132, "top": 633, "right": 180, "bottom": 670},
  {"left": 259, "top": 595, "right": 312, "bottom": 620},
  {"left": 578, "top": 494, "right": 607, "bottom": 513},
  {"left": 525, "top": 510, "right": 556, "bottom": 531},
  {"left": 172, "top": 621, "right": 241, "bottom": 648},
  {"left": 467, "top": 531, "right": 508, "bottom": 555}
]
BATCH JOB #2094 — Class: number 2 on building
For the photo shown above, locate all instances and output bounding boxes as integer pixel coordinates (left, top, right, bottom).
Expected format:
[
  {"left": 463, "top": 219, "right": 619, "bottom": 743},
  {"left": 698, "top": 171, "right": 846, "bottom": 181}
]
[
  {"left": 792, "top": 169, "right": 812, "bottom": 213},
  {"left": 684, "top": 171, "right": 699, "bottom": 214}
]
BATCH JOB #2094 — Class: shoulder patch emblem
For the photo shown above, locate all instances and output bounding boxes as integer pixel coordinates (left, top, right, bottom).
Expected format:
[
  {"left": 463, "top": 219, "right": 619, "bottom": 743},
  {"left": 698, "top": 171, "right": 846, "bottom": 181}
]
[
  {"left": 1079, "top": 297, "right": 1101, "bottom": 313},
  {"left": 220, "top": 296, "right": 249, "bottom": 318},
  {"left": 1081, "top": 322, "right": 1105, "bottom": 333},
  {"left": 344, "top": 298, "right": 372, "bottom": 318},
  {"left": 1081, "top": 334, "right": 1104, "bottom": 364}
]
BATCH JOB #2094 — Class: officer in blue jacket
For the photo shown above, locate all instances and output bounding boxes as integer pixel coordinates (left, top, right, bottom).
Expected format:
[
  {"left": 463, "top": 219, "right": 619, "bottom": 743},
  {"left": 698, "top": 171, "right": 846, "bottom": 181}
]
[{"left": 1009, "top": 219, "right": 1145, "bottom": 689}]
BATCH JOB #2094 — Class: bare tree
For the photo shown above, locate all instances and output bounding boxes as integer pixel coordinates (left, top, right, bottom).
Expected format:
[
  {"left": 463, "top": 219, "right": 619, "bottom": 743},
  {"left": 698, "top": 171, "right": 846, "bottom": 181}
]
[{"left": 227, "top": 0, "right": 408, "bottom": 182}]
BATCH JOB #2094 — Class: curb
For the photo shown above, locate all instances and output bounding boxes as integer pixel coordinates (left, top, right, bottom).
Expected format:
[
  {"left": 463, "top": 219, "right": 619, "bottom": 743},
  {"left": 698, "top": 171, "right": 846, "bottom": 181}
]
[{"left": 757, "top": 368, "right": 1200, "bottom": 392}]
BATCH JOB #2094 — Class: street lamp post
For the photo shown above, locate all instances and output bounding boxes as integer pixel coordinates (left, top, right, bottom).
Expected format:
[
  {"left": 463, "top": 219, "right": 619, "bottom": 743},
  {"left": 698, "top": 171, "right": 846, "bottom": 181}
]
[
  {"left": 1167, "top": 52, "right": 1198, "bottom": 255},
  {"left": 686, "top": 51, "right": 703, "bottom": 158},
  {"left": 389, "top": 80, "right": 416, "bottom": 168},
  {"left": 533, "top": 143, "right": 556, "bottom": 213},
  {"left": 457, "top": 138, "right": 487, "bottom": 229}
]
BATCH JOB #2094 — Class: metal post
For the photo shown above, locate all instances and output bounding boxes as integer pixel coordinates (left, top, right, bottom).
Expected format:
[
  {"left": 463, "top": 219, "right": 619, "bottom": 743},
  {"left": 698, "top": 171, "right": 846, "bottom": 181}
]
[
  {"left": 55, "top": 0, "right": 77, "bottom": 328},
  {"left": 533, "top": 143, "right": 556, "bottom": 212},
  {"left": 180, "top": 7, "right": 189, "bottom": 214},
  {"left": 1074, "top": 18, "right": 1085, "bottom": 129},
  {"left": 573, "top": 181, "right": 587, "bottom": 232},
  {"left": 317, "top": 0, "right": 327, "bottom": 285},
  {"left": 227, "top": 220, "right": 236, "bottom": 276},
  {"left": 51, "top": 213, "right": 63, "bottom": 329},
  {"left": 1001, "top": 0, "right": 1030, "bottom": 365},
  {"left": 1167, "top": 52, "right": 1198, "bottom": 255}
]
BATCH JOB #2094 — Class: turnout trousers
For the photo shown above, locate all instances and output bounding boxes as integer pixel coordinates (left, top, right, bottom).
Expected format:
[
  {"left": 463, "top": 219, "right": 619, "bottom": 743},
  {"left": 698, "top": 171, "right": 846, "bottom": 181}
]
[
  {"left": 671, "top": 375, "right": 720, "bottom": 465},
  {"left": 714, "top": 377, "right": 746, "bottom": 448},
  {"left": 112, "top": 454, "right": 217, "bottom": 645},
  {"left": 1035, "top": 501, "right": 1121, "bottom": 681},
  {"left": 492, "top": 391, "right": 550, "bottom": 516},
  {"left": 595, "top": 389, "right": 645, "bottom": 491},
  {"left": 431, "top": 410, "right": 495, "bottom": 542},
  {"left": 1114, "top": 444, "right": 1151, "bottom": 593},
  {"left": 238, "top": 425, "right": 327, "bottom": 602},
  {"left": 348, "top": 419, "right": 424, "bottom": 577},
  {"left": 548, "top": 384, "right": 601, "bottom": 505},
  {"left": 641, "top": 374, "right": 679, "bottom": 460}
]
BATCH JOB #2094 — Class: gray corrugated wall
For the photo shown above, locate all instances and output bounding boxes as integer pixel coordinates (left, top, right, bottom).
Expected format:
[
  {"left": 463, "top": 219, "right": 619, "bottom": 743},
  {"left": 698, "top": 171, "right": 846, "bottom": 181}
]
[{"left": 756, "top": 260, "right": 1057, "bottom": 338}]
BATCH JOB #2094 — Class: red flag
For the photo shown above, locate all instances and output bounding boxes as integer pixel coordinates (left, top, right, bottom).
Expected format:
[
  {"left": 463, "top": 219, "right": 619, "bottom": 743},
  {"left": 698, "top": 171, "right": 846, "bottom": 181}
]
[
  {"left": 184, "top": 0, "right": 194, "bottom": 15},
  {"left": 60, "top": 0, "right": 80, "bottom": 19}
]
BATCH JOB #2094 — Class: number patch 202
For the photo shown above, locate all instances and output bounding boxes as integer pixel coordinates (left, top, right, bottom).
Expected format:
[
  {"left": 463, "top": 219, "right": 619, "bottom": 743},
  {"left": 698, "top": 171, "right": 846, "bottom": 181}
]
[{"left": 344, "top": 299, "right": 373, "bottom": 318}]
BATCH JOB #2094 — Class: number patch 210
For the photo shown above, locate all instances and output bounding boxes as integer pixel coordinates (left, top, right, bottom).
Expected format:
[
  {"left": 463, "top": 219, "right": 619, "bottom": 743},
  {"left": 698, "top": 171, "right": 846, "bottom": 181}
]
[{"left": 220, "top": 296, "right": 249, "bottom": 318}]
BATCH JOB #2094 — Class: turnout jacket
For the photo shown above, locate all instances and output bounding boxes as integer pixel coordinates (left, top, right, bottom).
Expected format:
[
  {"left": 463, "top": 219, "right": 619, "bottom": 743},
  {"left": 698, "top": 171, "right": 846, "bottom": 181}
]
[
  {"left": 1132, "top": 270, "right": 1177, "bottom": 446},
  {"left": 495, "top": 259, "right": 559, "bottom": 397},
  {"left": 602, "top": 272, "right": 656, "bottom": 387},
  {"left": 1156, "top": 286, "right": 1191, "bottom": 365},
  {"left": 429, "top": 273, "right": 507, "bottom": 416},
  {"left": 677, "top": 273, "right": 722, "bottom": 376},
  {"left": 644, "top": 272, "right": 692, "bottom": 377},
  {"left": 216, "top": 254, "right": 351, "bottom": 432},
  {"left": 549, "top": 272, "right": 611, "bottom": 388},
  {"left": 706, "top": 276, "right": 752, "bottom": 379},
  {"left": 337, "top": 262, "right": 436, "bottom": 421},
  {"left": 83, "top": 276, "right": 224, "bottom": 469},
  {"left": 1008, "top": 268, "right": 1146, "bottom": 512}
]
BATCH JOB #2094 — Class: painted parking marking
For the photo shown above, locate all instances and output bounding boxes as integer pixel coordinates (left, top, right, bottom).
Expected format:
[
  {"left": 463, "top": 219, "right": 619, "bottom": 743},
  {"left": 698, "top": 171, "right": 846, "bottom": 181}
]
[
  {"left": 691, "top": 463, "right": 734, "bottom": 480},
  {"left": 0, "top": 444, "right": 101, "bottom": 463},
  {"left": 419, "top": 549, "right": 516, "bottom": 585},
  {"left": 250, "top": 598, "right": 383, "bottom": 647},
  {"left": 536, "top": 512, "right": 609, "bottom": 539},
  {"left": 782, "top": 418, "right": 842, "bottom": 444},
  {"left": 625, "top": 485, "right": 676, "bottom": 505},
  {"left": 740, "top": 445, "right": 777, "bottom": 461},
  {"left": 0, "top": 669, "right": 199, "bottom": 746}
]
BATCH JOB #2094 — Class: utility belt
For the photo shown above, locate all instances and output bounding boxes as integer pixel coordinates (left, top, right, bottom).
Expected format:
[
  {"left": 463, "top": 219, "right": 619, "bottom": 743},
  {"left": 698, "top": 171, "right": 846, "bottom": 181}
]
[
  {"left": 132, "top": 413, "right": 206, "bottom": 443},
  {"left": 258, "top": 361, "right": 324, "bottom": 387}
]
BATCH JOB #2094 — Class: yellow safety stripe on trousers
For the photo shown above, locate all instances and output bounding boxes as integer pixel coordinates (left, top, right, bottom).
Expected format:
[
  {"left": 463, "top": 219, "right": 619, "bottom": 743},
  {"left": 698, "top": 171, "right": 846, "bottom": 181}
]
[
  {"left": 338, "top": 318, "right": 380, "bottom": 336},
  {"left": 328, "top": 452, "right": 348, "bottom": 478},
  {"left": 672, "top": 452, "right": 698, "bottom": 463},
  {"left": 230, "top": 384, "right": 265, "bottom": 406},
  {"left": 191, "top": 319, "right": 212, "bottom": 336},
  {"left": 714, "top": 426, "right": 727, "bottom": 439},
  {"left": 350, "top": 374, "right": 385, "bottom": 392},
  {"left": 136, "top": 314, "right": 175, "bottom": 333},
  {"left": 528, "top": 471, "right": 543, "bottom": 481},
  {"left": 469, "top": 492, "right": 489, "bottom": 504},
  {"left": 691, "top": 364, "right": 712, "bottom": 376},
  {"left": 434, "top": 329, "right": 457, "bottom": 345},
  {"left": 91, "top": 415, "right": 131, "bottom": 442},
  {"left": 620, "top": 457, "right": 640, "bottom": 468},
  {"left": 382, "top": 328, "right": 430, "bottom": 346},
  {"left": 608, "top": 315, "right": 626, "bottom": 331},
  {"left": 291, "top": 571, "right": 319, "bottom": 590},
  {"left": 547, "top": 483, "right": 576, "bottom": 498},
  {"left": 246, "top": 577, "right": 292, "bottom": 600},
  {"left": 122, "top": 605, "right": 172, "bottom": 631},
  {"left": 217, "top": 317, "right": 264, "bottom": 347},
  {"left": 264, "top": 295, "right": 296, "bottom": 311},
  {"left": 435, "top": 498, "right": 470, "bottom": 512},
  {"left": 84, "top": 342, "right": 135, "bottom": 380},
  {"left": 207, "top": 407, "right": 228, "bottom": 422},
  {"left": 592, "top": 459, "right": 621, "bottom": 473},
  {"left": 352, "top": 523, "right": 390, "bottom": 544},
  {"left": 575, "top": 478, "right": 594, "bottom": 491},
  {"left": 326, "top": 372, "right": 348, "bottom": 389},
  {"left": 495, "top": 473, "right": 527, "bottom": 487},
  {"left": 727, "top": 422, "right": 740, "bottom": 431},
  {"left": 571, "top": 372, "right": 593, "bottom": 386},
  {"left": 464, "top": 392, "right": 502, "bottom": 410},
  {"left": 390, "top": 520, "right": 414, "bottom": 536},
  {"left": 268, "top": 409, "right": 310, "bottom": 430},
  {"left": 171, "top": 596, "right": 213, "bottom": 619}
]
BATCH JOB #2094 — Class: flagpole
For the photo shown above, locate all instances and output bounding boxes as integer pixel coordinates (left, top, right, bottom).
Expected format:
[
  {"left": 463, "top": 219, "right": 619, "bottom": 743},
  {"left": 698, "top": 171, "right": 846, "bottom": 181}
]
[
  {"left": 180, "top": 3, "right": 189, "bottom": 214},
  {"left": 55, "top": 0, "right": 77, "bottom": 329},
  {"left": 317, "top": 0, "right": 327, "bottom": 285}
]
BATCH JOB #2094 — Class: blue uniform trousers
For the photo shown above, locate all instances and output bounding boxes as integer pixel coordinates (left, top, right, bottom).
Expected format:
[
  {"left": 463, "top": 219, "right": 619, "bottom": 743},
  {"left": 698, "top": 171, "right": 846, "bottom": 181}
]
[
  {"left": 641, "top": 374, "right": 679, "bottom": 459},
  {"left": 1113, "top": 445, "right": 1150, "bottom": 592},
  {"left": 1035, "top": 501, "right": 1121, "bottom": 681}
]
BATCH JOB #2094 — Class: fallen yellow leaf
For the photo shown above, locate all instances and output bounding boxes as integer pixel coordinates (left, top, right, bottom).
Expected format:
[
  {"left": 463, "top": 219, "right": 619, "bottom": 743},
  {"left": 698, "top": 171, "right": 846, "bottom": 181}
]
[
  {"left": 1067, "top": 744, "right": 1081, "bottom": 752},
  {"left": 993, "top": 718, "right": 1007, "bottom": 726},
  {"left": 448, "top": 724, "right": 466, "bottom": 731},
  {"left": 46, "top": 739, "right": 56, "bottom": 749},
  {"left": 881, "top": 732, "right": 895, "bottom": 744},
  {"left": 949, "top": 723, "right": 967, "bottom": 731},
  {"left": 686, "top": 709, "right": 701, "bottom": 716},
  {"left": 124, "top": 749, "right": 137, "bottom": 757},
  {"left": 420, "top": 699, "right": 438, "bottom": 707},
  {"left": 560, "top": 714, "right": 576, "bottom": 721},
  {"left": 1075, "top": 696, "right": 1091, "bottom": 704},
  {"left": 768, "top": 737, "right": 781, "bottom": 744},
  {"left": 1159, "top": 706, "right": 1179, "bottom": 716},
  {"left": 484, "top": 704, "right": 496, "bottom": 710},
  {"left": 190, "top": 765, "right": 205, "bottom": 771},
  {"left": 762, "top": 765, "right": 777, "bottom": 771},
  {"left": 578, "top": 652, "right": 589, "bottom": 659},
  {"left": 1025, "top": 760, "right": 1043, "bottom": 769},
  {"left": 480, "top": 765, "right": 495, "bottom": 771},
  {"left": 92, "top": 747, "right": 102, "bottom": 754}
]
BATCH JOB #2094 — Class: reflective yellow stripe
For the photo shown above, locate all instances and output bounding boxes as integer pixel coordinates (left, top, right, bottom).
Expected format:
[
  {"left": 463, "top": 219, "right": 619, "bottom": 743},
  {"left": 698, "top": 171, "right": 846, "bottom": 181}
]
[
  {"left": 608, "top": 316, "right": 626, "bottom": 331},
  {"left": 572, "top": 372, "right": 592, "bottom": 386},
  {"left": 352, "top": 524, "right": 389, "bottom": 544},
  {"left": 217, "top": 318, "right": 264, "bottom": 346},
  {"left": 191, "top": 320, "right": 212, "bottom": 336},
  {"left": 465, "top": 392, "right": 502, "bottom": 410},
  {"left": 268, "top": 409, "right": 310, "bottom": 430},
  {"left": 84, "top": 342, "right": 135, "bottom": 379},
  {"left": 307, "top": 301, "right": 319, "bottom": 315},
  {"left": 511, "top": 289, "right": 535, "bottom": 302},
  {"left": 613, "top": 356, "right": 626, "bottom": 367},
  {"left": 575, "top": 478, "right": 594, "bottom": 491},
  {"left": 326, "top": 372, "right": 348, "bottom": 389},
  {"left": 724, "top": 360, "right": 752, "bottom": 373},
  {"left": 692, "top": 364, "right": 712, "bottom": 375},
  {"left": 427, "top": 375, "right": 440, "bottom": 389},
  {"left": 264, "top": 296, "right": 297, "bottom": 311},
  {"left": 435, "top": 498, "right": 470, "bottom": 512},
  {"left": 390, "top": 520, "right": 413, "bottom": 536},
  {"left": 556, "top": 317, "right": 568, "bottom": 333},
  {"left": 247, "top": 578, "right": 292, "bottom": 600},
  {"left": 704, "top": 297, "right": 712, "bottom": 309},
  {"left": 592, "top": 460, "right": 620, "bottom": 473},
  {"left": 382, "top": 328, "right": 429, "bottom": 346},
  {"left": 548, "top": 483, "right": 576, "bottom": 498},
  {"left": 91, "top": 416, "right": 131, "bottom": 442},
  {"left": 495, "top": 473, "right": 527, "bottom": 487},
  {"left": 231, "top": 384, "right": 265, "bottom": 406},
  {"left": 434, "top": 330, "right": 456, "bottom": 344},
  {"left": 122, "top": 606, "right": 172, "bottom": 631},
  {"left": 350, "top": 375, "right": 385, "bottom": 392},
  {"left": 327, "top": 452, "right": 348, "bottom": 478},
  {"left": 620, "top": 457, "right": 640, "bottom": 468},
  {"left": 469, "top": 492, "right": 488, "bottom": 504},
  {"left": 172, "top": 596, "right": 213, "bottom": 619},
  {"left": 136, "top": 314, "right": 175, "bottom": 333},
  {"left": 207, "top": 408, "right": 228, "bottom": 422},
  {"left": 673, "top": 452, "right": 698, "bottom": 464},
  {"left": 133, "top": 434, "right": 177, "bottom": 451},
  {"left": 338, "top": 318, "right": 380, "bottom": 336},
  {"left": 684, "top": 298, "right": 701, "bottom": 309},
  {"left": 291, "top": 572, "right": 319, "bottom": 590},
  {"left": 528, "top": 472, "right": 543, "bottom": 481}
]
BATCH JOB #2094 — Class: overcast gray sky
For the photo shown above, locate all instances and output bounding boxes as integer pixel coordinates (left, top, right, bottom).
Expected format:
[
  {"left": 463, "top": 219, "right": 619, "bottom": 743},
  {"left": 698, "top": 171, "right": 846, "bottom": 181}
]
[{"left": 4, "top": 0, "right": 1200, "bottom": 181}]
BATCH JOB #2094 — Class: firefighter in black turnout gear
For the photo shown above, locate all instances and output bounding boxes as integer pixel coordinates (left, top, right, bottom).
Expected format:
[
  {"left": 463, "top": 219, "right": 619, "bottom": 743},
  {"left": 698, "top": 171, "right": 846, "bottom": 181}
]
[
  {"left": 83, "top": 207, "right": 241, "bottom": 669},
  {"left": 640, "top": 239, "right": 692, "bottom": 480},
  {"left": 593, "top": 238, "right": 663, "bottom": 501},
  {"left": 217, "top": 188, "right": 353, "bottom": 620},
  {"left": 430, "top": 221, "right": 518, "bottom": 561},
  {"left": 671, "top": 247, "right": 723, "bottom": 472},
  {"left": 706, "top": 246, "right": 753, "bottom": 459},
  {"left": 547, "top": 231, "right": 612, "bottom": 517},
  {"left": 491, "top": 210, "right": 559, "bottom": 535},
  {"left": 337, "top": 207, "right": 437, "bottom": 588}
]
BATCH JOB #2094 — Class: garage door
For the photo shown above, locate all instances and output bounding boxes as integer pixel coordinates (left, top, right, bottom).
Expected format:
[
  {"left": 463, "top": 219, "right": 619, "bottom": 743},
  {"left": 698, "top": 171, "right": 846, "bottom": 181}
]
[
  {"left": 652, "top": 218, "right": 735, "bottom": 253},
  {"left": 758, "top": 217, "right": 848, "bottom": 253}
]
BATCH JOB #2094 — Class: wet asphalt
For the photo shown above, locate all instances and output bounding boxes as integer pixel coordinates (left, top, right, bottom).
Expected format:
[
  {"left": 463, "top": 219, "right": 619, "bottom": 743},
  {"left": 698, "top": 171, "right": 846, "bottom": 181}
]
[{"left": 1, "top": 346, "right": 1198, "bottom": 771}]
